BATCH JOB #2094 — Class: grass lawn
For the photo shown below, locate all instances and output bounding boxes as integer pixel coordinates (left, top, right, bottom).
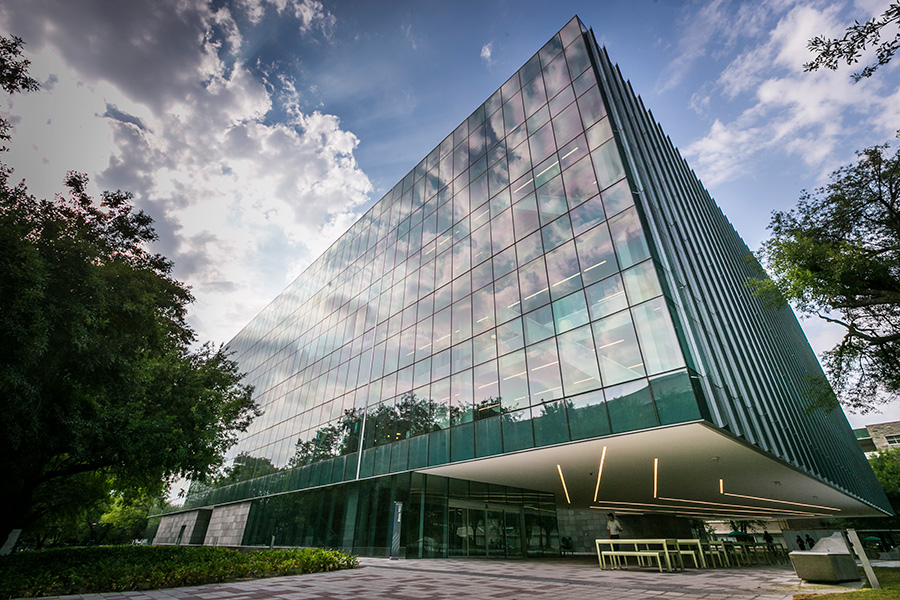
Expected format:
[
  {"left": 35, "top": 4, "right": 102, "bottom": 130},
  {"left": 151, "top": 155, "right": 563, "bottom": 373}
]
[
  {"left": 794, "top": 567, "right": 900, "bottom": 599},
  {"left": 0, "top": 545, "right": 358, "bottom": 599}
]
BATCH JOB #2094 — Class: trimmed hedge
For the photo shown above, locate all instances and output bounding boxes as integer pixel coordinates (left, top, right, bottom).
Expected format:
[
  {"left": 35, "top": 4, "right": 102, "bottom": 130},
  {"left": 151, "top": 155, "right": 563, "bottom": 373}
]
[{"left": 0, "top": 545, "right": 358, "bottom": 599}]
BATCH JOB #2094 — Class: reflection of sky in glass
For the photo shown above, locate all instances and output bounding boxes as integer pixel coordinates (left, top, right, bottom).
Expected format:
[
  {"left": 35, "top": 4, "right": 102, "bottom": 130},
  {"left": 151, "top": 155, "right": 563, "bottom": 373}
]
[{"left": 218, "top": 17, "right": 679, "bottom": 488}]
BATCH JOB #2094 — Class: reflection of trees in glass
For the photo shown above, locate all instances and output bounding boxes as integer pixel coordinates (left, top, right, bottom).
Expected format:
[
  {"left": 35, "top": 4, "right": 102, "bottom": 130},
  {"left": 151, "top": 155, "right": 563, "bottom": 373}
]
[
  {"left": 474, "top": 396, "right": 504, "bottom": 419},
  {"left": 289, "top": 408, "right": 363, "bottom": 467},
  {"left": 218, "top": 453, "right": 279, "bottom": 485},
  {"left": 204, "top": 391, "right": 524, "bottom": 500},
  {"left": 537, "top": 400, "right": 565, "bottom": 419},
  {"left": 370, "top": 392, "right": 452, "bottom": 445}
]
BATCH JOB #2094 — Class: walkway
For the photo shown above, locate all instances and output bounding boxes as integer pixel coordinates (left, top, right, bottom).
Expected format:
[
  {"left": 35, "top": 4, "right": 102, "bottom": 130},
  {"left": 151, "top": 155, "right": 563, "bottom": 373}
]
[{"left": 38, "top": 556, "right": 866, "bottom": 600}]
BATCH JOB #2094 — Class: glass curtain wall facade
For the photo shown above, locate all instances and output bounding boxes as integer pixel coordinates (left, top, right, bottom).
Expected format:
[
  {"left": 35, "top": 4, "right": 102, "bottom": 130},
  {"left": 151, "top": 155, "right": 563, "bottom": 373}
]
[
  {"left": 587, "top": 44, "right": 883, "bottom": 507},
  {"left": 172, "top": 16, "right": 890, "bottom": 556}
]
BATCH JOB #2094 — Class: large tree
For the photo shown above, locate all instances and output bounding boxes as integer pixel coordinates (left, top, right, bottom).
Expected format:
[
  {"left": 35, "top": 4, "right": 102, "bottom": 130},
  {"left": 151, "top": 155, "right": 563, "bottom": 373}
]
[
  {"left": 0, "top": 36, "right": 257, "bottom": 550},
  {"left": 753, "top": 145, "right": 900, "bottom": 413},
  {"left": 805, "top": 3, "right": 900, "bottom": 81},
  {"left": 0, "top": 35, "right": 37, "bottom": 149}
]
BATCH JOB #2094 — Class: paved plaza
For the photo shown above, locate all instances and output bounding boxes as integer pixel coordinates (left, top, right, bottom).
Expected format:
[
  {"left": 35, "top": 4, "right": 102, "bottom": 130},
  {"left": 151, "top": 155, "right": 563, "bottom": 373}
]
[{"left": 34, "top": 555, "right": 876, "bottom": 600}]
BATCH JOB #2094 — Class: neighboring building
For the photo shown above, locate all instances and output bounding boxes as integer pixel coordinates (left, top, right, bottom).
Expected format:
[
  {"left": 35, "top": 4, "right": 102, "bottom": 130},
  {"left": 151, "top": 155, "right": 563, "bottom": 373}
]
[
  {"left": 154, "top": 16, "right": 891, "bottom": 557},
  {"left": 855, "top": 420, "right": 900, "bottom": 454}
]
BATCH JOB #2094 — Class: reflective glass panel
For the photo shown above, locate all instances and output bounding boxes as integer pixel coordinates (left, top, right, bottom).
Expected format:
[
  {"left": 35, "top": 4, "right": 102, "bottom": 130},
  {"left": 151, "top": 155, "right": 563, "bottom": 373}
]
[
  {"left": 586, "top": 117, "right": 614, "bottom": 150},
  {"left": 503, "top": 92, "right": 526, "bottom": 134},
  {"left": 545, "top": 240, "right": 582, "bottom": 300},
  {"left": 473, "top": 329, "right": 498, "bottom": 366},
  {"left": 491, "top": 208, "right": 515, "bottom": 254},
  {"left": 488, "top": 156, "right": 509, "bottom": 197},
  {"left": 577, "top": 86, "right": 606, "bottom": 129},
  {"left": 451, "top": 297, "right": 472, "bottom": 345},
  {"left": 472, "top": 284, "right": 495, "bottom": 335},
  {"left": 473, "top": 360, "right": 499, "bottom": 406},
  {"left": 539, "top": 34, "right": 563, "bottom": 67},
  {"left": 523, "top": 304, "right": 556, "bottom": 346},
  {"left": 512, "top": 192, "right": 540, "bottom": 239},
  {"left": 516, "top": 229, "right": 544, "bottom": 266},
  {"left": 522, "top": 70, "right": 547, "bottom": 116},
  {"left": 552, "top": 290, "right": 589, "bottom": 334},
  {"left": 541, "top": 214, "right": 573, "bottom": 251},
  {"left": 575, "top": 222, "right": 617, "bottom": 285},
  {"left": 557, "top": 324, "right": 602, "bottom": 396},
  {"left": 526, "top": 338, "right": 563, "bottom": 404},
  {"left": 592, "top": 140, "right": 626, "bottom": 190},
  {"left": 532, "top": 400, "right": 569, "bottom": 447},
  {"left": 529, "top": 122, "right": 557, "bottom": 165},
  {"left": 496, "top": 316, "right": 525, "bottom": 355},
  {"left": 494, "top": 270, "right": 522, "bottom": 324},
  {"left": 502, "top": 408, "right": 534, "bottom": 452},
  {"left": 508, "top": 142, "right": 532, "bottom": 183},
  {"left": 592, "top": 309, "right": 646, "bottom": 385},
  {"left": 536, "top": 175, "right": 567, "bottom": 226},
  {"left": 470, "top": 222, "right": 492, "bottom": 266},
  {"left": 622, "top": 259, "right": 663, "bottom": 305},
  {"left": 562, "top": 154, "right": 599, "bottom": 208},
  {"left": 608, "top": 207, "right": 651, "bottom": 269},
  {"left": 564, "top": 38, "right": 590, "bottom": 78},
  {"left": 451, "top": 369, "right": 473, "bottom": 424},
  {"left": 499, "top": 349, "right": 529, "bottom": 411},
  {"left": 650, "top": 369, "right": 701, "bottom": 425},
  {"left": 585, "top": 274, "right": 628, "bottom": 321},
  {"left": 631, "top": 297, "right": 685, "bottom": 375},
  {"left": 518, "top": 255, "right": 551, "bottom": 313},
  {"left": 493, "top": 245, "right": 517, "bottom": 278},
  {"left": 569, "top": 193, "right": 606, "bottom": 237},
  {"left": 605, "top": 378, "right": 658, "bottom": 433},
  {"left": 566, "top": 389, "right": 611, "bottom": 440},
  {"left": 542, "top": 53, "right": 570, "bottom": 98},
  {"left": 600, "top": 178, "right": 633, "bottom": 216},
  {"left": 552, "top": 101, "right": 583, "bottom": 148}
]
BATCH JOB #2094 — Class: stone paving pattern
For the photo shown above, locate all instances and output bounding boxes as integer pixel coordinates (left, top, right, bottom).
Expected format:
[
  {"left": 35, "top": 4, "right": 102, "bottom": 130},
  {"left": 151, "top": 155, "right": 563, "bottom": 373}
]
[{"left": 36, "top": 556, "right": 869, "bottom": 600}]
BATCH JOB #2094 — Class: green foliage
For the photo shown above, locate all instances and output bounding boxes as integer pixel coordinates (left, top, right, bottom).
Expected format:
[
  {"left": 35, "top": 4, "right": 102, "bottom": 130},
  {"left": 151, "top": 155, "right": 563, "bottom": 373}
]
[
  {"left": 0, "top": 36, "right": 258, "bottom": 545},
  {"left": 805, "top": 3, "right": 900, "bottom": 81},
  {"left": 754, "top": 145, "right": 900, "bottom": 413},
  {"left": 0, "top": 35, "right": 38, "bottom": 150},
  {"left": 0, "top": 545, "right": 358, "bottom": 599},
  {"left": 870, "top": 448, "right": 900, "bottom": 517}
]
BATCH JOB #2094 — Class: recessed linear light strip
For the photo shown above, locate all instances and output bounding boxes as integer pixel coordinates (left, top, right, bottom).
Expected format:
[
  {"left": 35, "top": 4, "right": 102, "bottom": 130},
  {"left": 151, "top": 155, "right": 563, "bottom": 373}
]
[
  {"left": 719, "top": 479, "right": 840, "bottom": 512},
  {"left": 593, "top": 499, "right": 772, "bottom": 514},
  {"left": 655, "top": 496, "right": 825, "bottom": 517},
  {"left": 594, "top": 446, "right": 607, "bottom": 502},
  {"left": 557, "top": 464, "right": 571, "bottom": 504},
  {"left": 591, "top": 501, "right": 829, "bottom": 518},
  {"left": 590, "top": 505, "right": 819, "bottom": 518},
  {"left": 653, "top": 457, "right": 658, "bottom": 499},
  {"left": 524, "top": 287, "right": 549, "bottom": 301}
]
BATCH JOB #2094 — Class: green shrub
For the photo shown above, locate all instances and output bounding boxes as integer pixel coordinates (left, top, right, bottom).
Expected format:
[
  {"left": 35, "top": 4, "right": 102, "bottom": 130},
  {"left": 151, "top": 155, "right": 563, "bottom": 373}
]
[{"left": 0, "top": 545, "right": 358, "bottom": 599}]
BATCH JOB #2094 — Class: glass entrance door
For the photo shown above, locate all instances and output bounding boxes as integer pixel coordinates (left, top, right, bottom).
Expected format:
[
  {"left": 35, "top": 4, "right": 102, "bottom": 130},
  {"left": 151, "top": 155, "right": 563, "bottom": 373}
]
[{"left": 447, "top": 500, "right": 525, "bottom": 558}]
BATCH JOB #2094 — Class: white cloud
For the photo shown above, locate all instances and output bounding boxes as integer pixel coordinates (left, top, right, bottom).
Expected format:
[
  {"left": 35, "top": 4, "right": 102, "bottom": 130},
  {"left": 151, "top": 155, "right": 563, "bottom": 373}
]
[
  {"left": 480, "top": 41, "right": 494, "bottom": 67},
  {"left": 0, "top": 0, "right": 370, "bottom": 346},
  {"left": 656, "top": 0, "right": 777, "bottom": 93},
  {"left": 402, "top": 22, "right": 417, "bottom": 51},
  {"left": 236, "top": 0, "right": 335, "bottom": 39},
  {"left": 684, "top": 2, "right": 900, "bottom": 187}
]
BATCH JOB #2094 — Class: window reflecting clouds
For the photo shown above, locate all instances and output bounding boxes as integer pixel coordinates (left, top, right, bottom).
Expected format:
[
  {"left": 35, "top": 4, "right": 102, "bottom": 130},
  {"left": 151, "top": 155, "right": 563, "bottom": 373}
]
[{"left": 198, "top": 18, "right": 695, "bottom": 510}]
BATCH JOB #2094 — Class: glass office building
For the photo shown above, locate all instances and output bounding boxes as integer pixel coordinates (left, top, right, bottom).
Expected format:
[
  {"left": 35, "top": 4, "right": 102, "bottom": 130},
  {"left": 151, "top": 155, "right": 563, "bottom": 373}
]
[{"left": 153, "top": 16, "right": 891, "bottom": 557}]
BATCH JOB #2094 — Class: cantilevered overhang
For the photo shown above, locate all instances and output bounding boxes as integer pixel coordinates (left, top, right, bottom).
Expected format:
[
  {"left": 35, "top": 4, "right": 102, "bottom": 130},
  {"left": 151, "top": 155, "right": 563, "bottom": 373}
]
[{"left": 420, "top": 421, "right": 889, "bottom": 519}]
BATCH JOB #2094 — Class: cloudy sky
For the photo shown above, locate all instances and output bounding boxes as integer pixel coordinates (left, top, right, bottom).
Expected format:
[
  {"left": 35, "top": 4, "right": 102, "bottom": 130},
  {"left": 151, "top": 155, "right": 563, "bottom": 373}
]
[{"left": 1, "top": 0, "right": 898, "bottom": 427}]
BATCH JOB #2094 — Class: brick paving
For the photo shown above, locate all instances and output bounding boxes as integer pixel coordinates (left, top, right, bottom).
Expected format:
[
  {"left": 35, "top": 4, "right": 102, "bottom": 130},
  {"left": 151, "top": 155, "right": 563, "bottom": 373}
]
[{"left": 35, "top": 556, "right": 868, "bottom": 600}]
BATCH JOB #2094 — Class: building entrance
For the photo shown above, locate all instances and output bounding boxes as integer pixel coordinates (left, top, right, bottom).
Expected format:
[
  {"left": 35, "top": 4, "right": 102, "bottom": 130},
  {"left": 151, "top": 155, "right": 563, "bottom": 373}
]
[{"left": 448, "top": 500, "right": 524, "bottom": 558}]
